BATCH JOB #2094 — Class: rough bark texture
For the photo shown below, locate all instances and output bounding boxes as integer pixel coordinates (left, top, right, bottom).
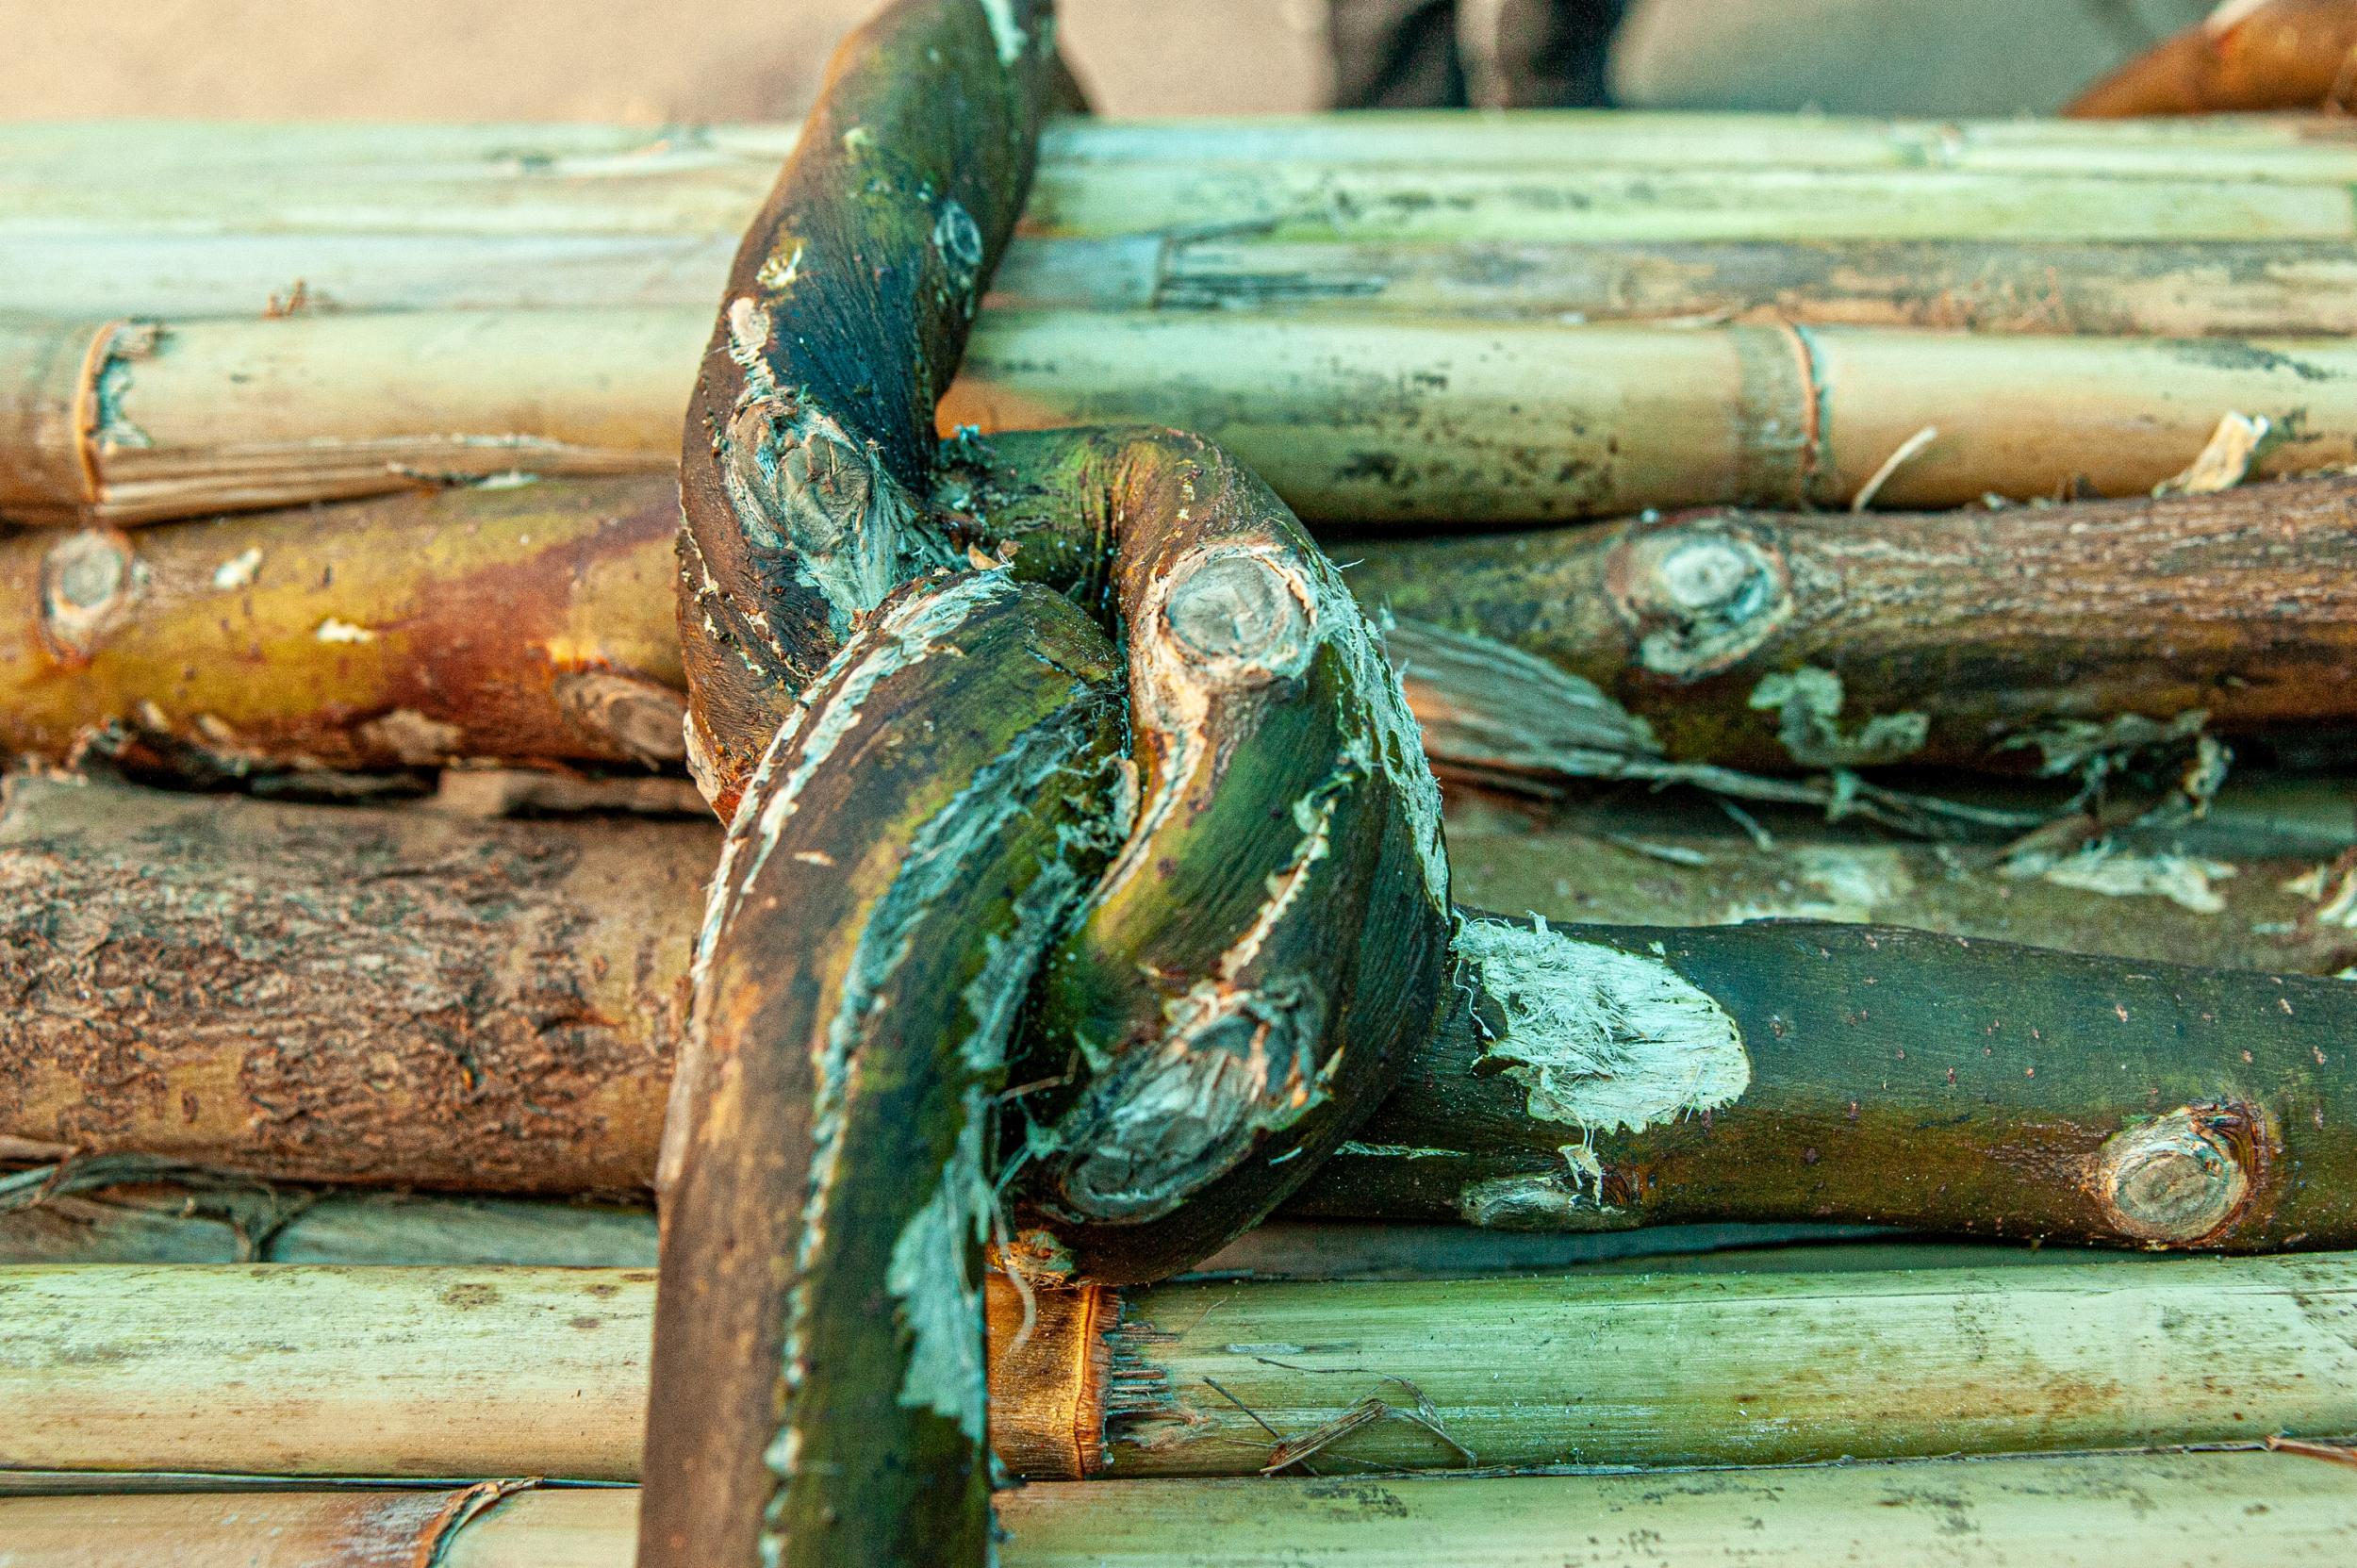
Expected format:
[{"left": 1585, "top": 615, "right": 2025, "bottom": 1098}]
[
  {"left": 0, "top": 774, "right": 695, "bottom": 1193},
  {"left": 10, "top": 778, "right": 2357, "bottom": 1253},
  {"left": 1344, "top": 475, "right": 2357, "bottom": 774},
  {"left": 2069, "top": 0, "right": 2357, "bottom": 117}
]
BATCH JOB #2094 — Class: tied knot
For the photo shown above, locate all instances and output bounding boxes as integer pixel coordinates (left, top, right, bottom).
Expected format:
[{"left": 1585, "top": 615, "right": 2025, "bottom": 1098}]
[{"left": 640, "top": 7, "right": 1447, "bottom": 1563}]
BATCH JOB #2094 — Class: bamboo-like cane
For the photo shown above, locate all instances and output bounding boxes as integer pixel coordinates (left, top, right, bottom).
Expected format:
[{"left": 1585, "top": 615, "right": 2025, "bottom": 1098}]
[
  {"left": 943, "top": 314, "right": 2357, "bottom": 523},
  {"left": 2, "top": 1257, "right": 2351, "bottom": 1480},
  {"left": 1021, "top": 235, "right": 2357, "bottom": 338},
  {"left": 7, "top": 307, "right": 2357, "bottom": 527},
  {"left": 6, "top": 1453, "right": 2356, "bottom": 1568},
  {"left": 12, "top": 773, "right": 2357, "bottom": 1248},
  {"left": 11, "top": 115, "right": 2357, "bottom": 239},
  {"left": 2069, "top": 0, "right": 2357, "bottom": 118},
  {"left": 12, "top": 230, "right": 2357, "bottom": 338},
  {"left": 0, "top": 1176, "right": 1889, "bottom": 1273},
  {"left": 18, "top": 474, "right": 2357, "bottom": 784},
  {"left": 0, "top": 1180, "right": 666, "bottom": 1267},
  {"left": 17, "top": 110, "right": 2357, "bottom": 193}
]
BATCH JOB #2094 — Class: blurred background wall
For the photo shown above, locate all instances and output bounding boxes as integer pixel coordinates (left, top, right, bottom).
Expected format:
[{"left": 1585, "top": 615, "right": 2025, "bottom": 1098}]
[{"left": 0, "top": 0, "right": 2212, "bottom": 121}]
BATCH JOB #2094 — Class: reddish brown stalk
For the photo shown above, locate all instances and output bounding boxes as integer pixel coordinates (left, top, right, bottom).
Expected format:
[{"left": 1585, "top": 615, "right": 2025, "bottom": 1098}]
[{"left": 2069, "top": 0, "right": 2357, "bottom": 117}]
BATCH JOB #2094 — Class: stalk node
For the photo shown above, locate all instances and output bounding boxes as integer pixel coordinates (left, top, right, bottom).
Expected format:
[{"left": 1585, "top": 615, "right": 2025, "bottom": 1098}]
[{"left": 2097, "top": 1103, "right": 2257, "bottom": 1245}]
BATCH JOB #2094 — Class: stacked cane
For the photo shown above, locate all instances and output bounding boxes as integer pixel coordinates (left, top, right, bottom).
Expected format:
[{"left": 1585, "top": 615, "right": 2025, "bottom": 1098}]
[{"left": 7, "top": 1, "right": 2357, "bottom": 1562}]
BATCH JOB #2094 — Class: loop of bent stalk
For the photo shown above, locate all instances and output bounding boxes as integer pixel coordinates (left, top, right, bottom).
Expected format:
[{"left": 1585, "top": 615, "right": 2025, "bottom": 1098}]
[{"left": 646, "top": 2, "right": 1451, "bottom": 1564}]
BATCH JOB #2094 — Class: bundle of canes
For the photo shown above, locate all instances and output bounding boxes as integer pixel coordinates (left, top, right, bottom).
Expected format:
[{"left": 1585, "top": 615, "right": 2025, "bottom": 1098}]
[{"left": 627, "top": 4, "right": 2357, "bottom": 1567}]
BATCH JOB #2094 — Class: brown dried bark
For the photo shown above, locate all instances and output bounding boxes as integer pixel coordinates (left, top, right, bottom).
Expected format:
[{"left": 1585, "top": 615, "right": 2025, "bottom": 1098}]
[
  {"left": 1345, "top": 475, "right": 2357, "bottom": 774},
  {"left": 0, "top": 774, "right": 695, "bottom": 1193},
  {"left": 13, "top": 774, "right": 2357, "bottom": 1221}
]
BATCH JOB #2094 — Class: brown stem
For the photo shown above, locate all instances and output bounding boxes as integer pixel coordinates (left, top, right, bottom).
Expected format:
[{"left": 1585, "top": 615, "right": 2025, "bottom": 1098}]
[
  {"left": 1, "top": 476, "right": 684, "bottom": 775},
  {"left": 2069, "top": 1, "right": 2357, "bottom": 117},
  {"left": 1342, "top": 476, "right": 2357, "bottom": 775},
  {"left": 12, "top": 775, "right": 2357, "bottom": 1254},
  {"left": 15, "top": 475, "right": 2357, "bottom": 787},
  {"left": 0, "top": 772, "right": 695, "bottom": 1194}
]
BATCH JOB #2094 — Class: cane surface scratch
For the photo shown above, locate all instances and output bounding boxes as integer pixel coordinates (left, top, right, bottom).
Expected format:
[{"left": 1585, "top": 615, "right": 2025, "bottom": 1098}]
[{"left": 1455, "top": 916, "right": 1751, "bottom": 1138}]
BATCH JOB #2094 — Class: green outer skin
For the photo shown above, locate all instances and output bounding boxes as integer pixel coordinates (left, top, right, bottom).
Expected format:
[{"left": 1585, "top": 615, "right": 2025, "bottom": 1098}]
[
  {"left": 674, "top": 0, "right": 1059, "bottom": 807},
  {"left": 943, "top": 425, "right": 1454, "bottom": 1283},
  {"left": 1103, "top": 1252, "right": 2357, "bottom": 1475},
  {"left": 1302, "top": 918, "right": 2357, "bottom": 1250},
  {"left": 639, "top": 578, "right": 1126, "bottom": 1568}
]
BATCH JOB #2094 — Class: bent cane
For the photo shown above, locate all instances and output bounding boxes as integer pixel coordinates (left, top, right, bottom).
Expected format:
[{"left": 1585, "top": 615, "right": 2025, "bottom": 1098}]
[{"left": 647, "top": 2, "right": 1449, "bottom": 1564}]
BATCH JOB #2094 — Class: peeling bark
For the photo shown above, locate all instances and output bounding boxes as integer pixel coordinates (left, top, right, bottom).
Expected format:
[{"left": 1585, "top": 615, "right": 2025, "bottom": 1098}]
[
  {"left": 1310, "top": 916, "right": 2357, "bottom": 1251},
  {"left": 648, "top": 575, "right": 1129, "bottom": 1568},
  {"left": 1343, "top": 475, "right": 2357, "bottom": 774}
]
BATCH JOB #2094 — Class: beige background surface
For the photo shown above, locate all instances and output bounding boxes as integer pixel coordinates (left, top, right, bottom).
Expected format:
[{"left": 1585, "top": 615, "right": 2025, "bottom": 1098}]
[
  {"left": 0, "top": 0, "right": 2195, "bottom": 123},
  {"left": 0, "top": 0, "right": 1330, "bottom": 122}
]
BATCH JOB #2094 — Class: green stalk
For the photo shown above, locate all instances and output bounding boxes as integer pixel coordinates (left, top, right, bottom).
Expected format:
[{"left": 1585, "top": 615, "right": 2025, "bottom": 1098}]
[
  {"left": 3, "top": 1254, "right": 2352, "bottom": 1480},
  {"left": 5, "top": 1454, "right": 2355, "bottom": 1568}
]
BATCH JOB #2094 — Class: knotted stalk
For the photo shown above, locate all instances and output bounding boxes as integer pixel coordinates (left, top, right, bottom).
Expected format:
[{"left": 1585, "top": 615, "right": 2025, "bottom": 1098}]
[
  {"left": 648, "top": 573, "right": 1130, "bottom": 1568},
  {"left": 649, "top": 1, "right": 1448, "bottom": 1561}
]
